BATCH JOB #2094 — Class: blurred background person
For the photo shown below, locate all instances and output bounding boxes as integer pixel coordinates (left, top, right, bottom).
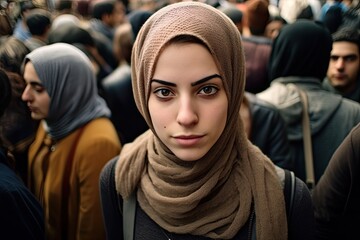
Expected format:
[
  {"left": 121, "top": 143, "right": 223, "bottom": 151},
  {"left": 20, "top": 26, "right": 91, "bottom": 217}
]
[{"left": 323, "top": 27, "right": 360, "bottom": 103}]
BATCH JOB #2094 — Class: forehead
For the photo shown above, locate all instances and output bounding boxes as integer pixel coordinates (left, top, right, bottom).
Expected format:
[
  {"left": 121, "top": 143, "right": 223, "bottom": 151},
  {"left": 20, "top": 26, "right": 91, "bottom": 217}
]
[
  {"left": 332, "top": 41, "right": 360, "bottom": 55},
  {"left": 23, "top": 61, "right": 41, "bottom": 83}
]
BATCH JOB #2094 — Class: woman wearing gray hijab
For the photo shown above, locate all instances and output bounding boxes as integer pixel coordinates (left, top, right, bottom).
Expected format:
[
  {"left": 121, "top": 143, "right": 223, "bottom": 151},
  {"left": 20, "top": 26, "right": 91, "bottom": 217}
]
[{"left": 21, "top": 43, "right": 121, "bottom": 240}]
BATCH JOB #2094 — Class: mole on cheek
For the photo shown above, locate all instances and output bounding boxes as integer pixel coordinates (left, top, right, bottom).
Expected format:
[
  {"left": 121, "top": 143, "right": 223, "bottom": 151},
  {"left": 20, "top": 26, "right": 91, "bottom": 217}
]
[{"left": 164, "top": 126, "right": 166, "bottom": 128}]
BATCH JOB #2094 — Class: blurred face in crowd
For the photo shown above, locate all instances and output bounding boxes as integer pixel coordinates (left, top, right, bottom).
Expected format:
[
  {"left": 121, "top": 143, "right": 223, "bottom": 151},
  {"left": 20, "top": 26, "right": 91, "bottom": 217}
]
[
  {"left": 148, "top": 42, "right": 228, "bottom": 161},
  {"left": 265, "top": 19, "right": 285, "bottom": 40},
  {"left": 109, "top": 1, "right": 126, "bottom": 27},
  {"left": 22, "top": 62, "right": 50, "bottom": 120},
  {"left": 327, "top": 41, "right": 360, "bottom": 93}
]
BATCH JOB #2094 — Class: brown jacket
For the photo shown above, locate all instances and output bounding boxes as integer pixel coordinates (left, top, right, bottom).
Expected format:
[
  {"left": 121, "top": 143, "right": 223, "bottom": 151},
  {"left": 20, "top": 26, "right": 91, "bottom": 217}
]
[{"left": 28, "top": 118, "right": 121, "bottom": 240}]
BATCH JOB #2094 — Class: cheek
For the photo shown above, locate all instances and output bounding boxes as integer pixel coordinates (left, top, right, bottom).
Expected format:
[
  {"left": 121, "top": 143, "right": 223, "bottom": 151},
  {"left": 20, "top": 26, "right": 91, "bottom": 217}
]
[
  {"left": 148, "top": 100, "right": 170, "bottom": 133},
  {"left": 41, "top": 95, "right": 51, "bottom": 114},
  {"left": 206, "top": 97, "right": 228, "bottom": 134},
  {"left": 350, "top": 63, "right": 360, "bottom": 74},
  {"left": 214, "top": 104, "right": 228, "bottom": 132}
]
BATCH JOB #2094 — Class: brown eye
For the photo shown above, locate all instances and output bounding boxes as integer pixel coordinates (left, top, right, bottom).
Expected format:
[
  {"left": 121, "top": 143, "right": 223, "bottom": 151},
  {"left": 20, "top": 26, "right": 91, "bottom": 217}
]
[
  {"left": 199, "top": 86, "right": 218, "bottom": 95},
  {"left": 154, "top": 88, "right": 174, "bottom": 99}
]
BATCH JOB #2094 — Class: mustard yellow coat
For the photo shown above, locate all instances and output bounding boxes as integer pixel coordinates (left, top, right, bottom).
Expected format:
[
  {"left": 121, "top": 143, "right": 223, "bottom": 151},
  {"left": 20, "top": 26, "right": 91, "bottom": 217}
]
[{"left": 28, "top": 118, "right": 121, "bottom": 240}]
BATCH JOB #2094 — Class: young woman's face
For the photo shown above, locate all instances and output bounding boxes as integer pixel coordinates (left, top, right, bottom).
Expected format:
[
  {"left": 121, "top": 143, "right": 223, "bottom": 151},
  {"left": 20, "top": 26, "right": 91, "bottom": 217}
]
[
  {"left": 149, "top": 43, "right": 228, "bottom": 161},
  {"left": 22, "top": 62, "right": 50, "bottom": 120}
]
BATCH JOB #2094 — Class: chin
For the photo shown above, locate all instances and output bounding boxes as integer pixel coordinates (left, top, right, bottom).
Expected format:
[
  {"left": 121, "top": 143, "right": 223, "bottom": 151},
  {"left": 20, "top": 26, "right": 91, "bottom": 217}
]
[{"left": 174, "top": 150, "right": 207, "bottom": 162}]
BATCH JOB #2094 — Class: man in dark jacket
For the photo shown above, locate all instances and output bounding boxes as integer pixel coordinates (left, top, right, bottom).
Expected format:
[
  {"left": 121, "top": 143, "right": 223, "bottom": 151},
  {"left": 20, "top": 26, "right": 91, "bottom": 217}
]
[{"left": 323, "top": 27, "right": 360, "bottom": 103}]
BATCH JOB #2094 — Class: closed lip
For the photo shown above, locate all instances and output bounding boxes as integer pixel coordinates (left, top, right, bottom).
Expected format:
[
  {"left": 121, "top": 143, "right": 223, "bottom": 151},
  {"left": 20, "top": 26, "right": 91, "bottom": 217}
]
[
  {"left": 333, "top": 74, "right": 347, "bottom": 79},
  {"left": 173, "top": 135, "right": 204, "bottom": 147},
  {"left": 27, "top": 105, "right": 37, "bottom": 112}
]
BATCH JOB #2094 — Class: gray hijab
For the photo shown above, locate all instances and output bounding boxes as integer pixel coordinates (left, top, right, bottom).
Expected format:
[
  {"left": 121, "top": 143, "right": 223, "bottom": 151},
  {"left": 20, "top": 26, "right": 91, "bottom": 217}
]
[{"left": 24, "top": 43, "right": 110, "bottom": 140}]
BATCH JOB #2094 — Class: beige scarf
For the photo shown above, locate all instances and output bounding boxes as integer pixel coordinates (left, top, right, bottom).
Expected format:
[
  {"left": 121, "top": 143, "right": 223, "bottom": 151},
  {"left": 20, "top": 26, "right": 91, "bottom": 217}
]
[{"left": 115, "top": 2, "right": 287, "bottom": 239}]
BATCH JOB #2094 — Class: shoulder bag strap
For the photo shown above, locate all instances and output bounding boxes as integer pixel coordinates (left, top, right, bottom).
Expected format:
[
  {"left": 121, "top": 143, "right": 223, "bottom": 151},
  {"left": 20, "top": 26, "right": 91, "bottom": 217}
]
[{"left": 297, "top": 87, "right": 315, "bottom": 189}]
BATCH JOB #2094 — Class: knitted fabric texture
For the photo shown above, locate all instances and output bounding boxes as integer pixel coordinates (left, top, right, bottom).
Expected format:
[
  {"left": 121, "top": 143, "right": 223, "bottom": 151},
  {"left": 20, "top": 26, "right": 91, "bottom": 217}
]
[{"left": 115, "top": 2, "right": 287, "bottom": 239}]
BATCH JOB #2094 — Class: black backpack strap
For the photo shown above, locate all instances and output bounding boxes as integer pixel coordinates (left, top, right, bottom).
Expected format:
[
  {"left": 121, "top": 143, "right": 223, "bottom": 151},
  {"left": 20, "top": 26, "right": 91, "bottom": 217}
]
[
  {"left": 284, "top": 169, "right": 296, "bottom": 222},
  {"left": 123, "top": 191, "right": 136, "bottom": 240}
]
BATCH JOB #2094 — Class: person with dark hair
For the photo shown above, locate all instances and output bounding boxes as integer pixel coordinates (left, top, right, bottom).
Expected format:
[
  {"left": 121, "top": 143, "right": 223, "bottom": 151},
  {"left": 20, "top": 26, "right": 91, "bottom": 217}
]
[
  {"left": 0, "top": 36, "right": 39, "bottom": 184},
  {"left": 257, "top": 20, "right": 360, "bottom": 185},
  {"left": 320, "top": 0, "right": 348, "bottom": 21},
  {"left": 88, "top": 0, "right": 126, "bottom": 42},
  {"left": 0, "top": 68, "right": 45, "bottom": 240},
  {"left": 217, "top": 3, "right": 243, "bottom": 33},
  {"left": 47, "top": 23, "right": 113, "bottom": 91},
  {"left": 322, "top": 4, "right": 344, "bottom": 34},
  {"left": 54, "top": 0, "right": 73, "bottom": 13},
  {"left": 12, "top": 0, "right": 36, "bottom": 41},
  {"left": 323, "top": 27, "right": 360, "bottom": 103},
  {"left": 85, "top": 0, "right": 126, "bottom": 73},
  {"left": 100, "top": 2, "right": 315, "bottom": 240},
  {"left": 265, "top": 15, "right": 287, "bottom": 40},
  {"left": 24, "top": 8, "right": 52, "bottom": 51},
  {"left": 0, "top": 35, "right": 30, "bottom": 73}
]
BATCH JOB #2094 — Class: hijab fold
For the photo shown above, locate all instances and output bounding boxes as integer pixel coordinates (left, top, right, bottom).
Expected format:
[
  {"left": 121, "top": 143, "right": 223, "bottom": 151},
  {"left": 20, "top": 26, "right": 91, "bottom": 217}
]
[
  {"left": 115, "top": 2, "right": 287, "bottom": 239},
  {"left": 24, "top": 43, "right": 110, "bottom": 140}
]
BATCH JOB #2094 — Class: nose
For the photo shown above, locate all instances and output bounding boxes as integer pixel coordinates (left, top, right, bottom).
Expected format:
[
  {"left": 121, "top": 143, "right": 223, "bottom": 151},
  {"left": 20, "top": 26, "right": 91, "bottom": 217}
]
[
  {"left": 335, "top": 58, "right": 345, "bottom": 70},
  {"left": 176, "top": 96, "right": 199, "bottom": 126},
  {"left": 22, "top": 84, "right": 32, "bottom": 102}
]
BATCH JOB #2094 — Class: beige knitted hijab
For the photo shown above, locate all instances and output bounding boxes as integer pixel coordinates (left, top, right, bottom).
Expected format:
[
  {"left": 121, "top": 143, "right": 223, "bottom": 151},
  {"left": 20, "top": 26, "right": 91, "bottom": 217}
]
[{"left": 115, "top": 2, "right": 287, "bottom": 239}]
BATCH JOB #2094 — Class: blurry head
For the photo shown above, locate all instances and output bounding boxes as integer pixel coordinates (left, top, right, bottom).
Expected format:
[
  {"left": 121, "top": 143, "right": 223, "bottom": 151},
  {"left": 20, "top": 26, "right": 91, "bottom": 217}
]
[
  {"left": 47, "top": 24, "right": 101, "bottom": 73},
  {"left": 54, "top": 0, "right": 73, "bottom": 12},
  {"left": 246, "top": 0, "right": 270, "bottom": 35},
  {"left": 323, "top": 5, "right": 343, "bottom": 34},
  {"left": 327, "top": 27, "right": 360, "bottom": 93},
  {"left": 48, "top": 23, "right": 95, "bottom": 46},
  {"left": 131, "top": 1, "right": 245, "bottom": 160},
  {"left": 0, "top": 36, "right": 30, "bottom": 73},
  {"left": 127, "top": 9, "right": 152, "bottom": 42},
  {"left": 218, "top": 4, "right": 243, "bottom": 33},
  {"left": 264, "top": 15, "right": 287, "bottom": 39},
  {"left": 269, "top": 20, "right": 333, "bottom": 81},
  {"left": 25, "top": 8, "right": 52, "bottom": 36},
  {"left": 111, "top": 8, "right": 153, "bottom": 64},
  {"left": 19, "top": 0, "right": 35, "bottom": 18},
  {"left": 113, "top": 23, "right": 133, "bottom": 64},
  {"left": 90, "top": 0, "right": 126, "bottom": 27}
]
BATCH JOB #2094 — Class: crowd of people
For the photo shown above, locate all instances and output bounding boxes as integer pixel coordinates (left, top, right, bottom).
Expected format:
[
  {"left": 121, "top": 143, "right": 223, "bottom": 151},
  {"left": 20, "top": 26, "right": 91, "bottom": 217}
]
[{"left": 0, "top": 0, "right": 359, "bottom": 239}]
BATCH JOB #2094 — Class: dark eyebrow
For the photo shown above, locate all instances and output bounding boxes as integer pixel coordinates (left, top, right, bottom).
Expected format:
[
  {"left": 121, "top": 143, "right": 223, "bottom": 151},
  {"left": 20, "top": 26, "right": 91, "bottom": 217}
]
[
  {"left": 29, "top": 81, "right": 44, "bottom": 87},
  {"left": 151, "top": 74, "right": 222, "bottom": 87},
  {"left": 151, "top": 79, "right": 176, "bottom": 87},
  {"left": 191, "top": 74, "right": 222, "bottom": 86},
  {"left": 331, "top": 53, "right": 358, "bottom": 58}
]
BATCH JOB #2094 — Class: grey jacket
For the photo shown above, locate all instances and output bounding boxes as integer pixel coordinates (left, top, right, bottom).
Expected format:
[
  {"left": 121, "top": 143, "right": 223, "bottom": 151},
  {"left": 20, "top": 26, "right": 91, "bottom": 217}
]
[{"left": 257, "top": 76, "right": 360, "bottom": 182}]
